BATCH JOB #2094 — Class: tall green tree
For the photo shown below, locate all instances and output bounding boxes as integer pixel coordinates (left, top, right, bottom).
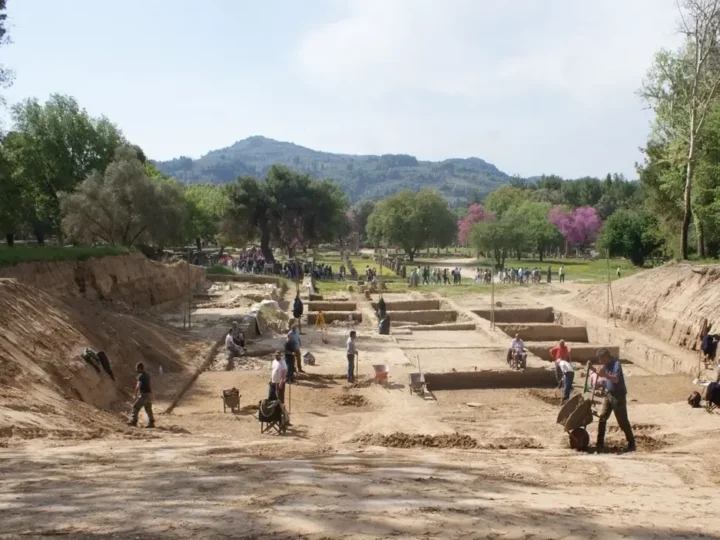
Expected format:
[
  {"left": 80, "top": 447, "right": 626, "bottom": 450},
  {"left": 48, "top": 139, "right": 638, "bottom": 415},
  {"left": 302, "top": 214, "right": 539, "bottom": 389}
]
[
  {"left": 7, "top": 95, "right": 125, "bottom": 241},
  {"left": 60, "top": 146, "right": 186, "bottom": 248},
  {"left": 348, "top": 200, "right": 376, "bottom": 241},
  {"left": 366, "top": 190, "right": 455, "bottom": 261},
  {"left": 598, "top": 209, "right": 662, "bottom": 266},
  {"left": 184, "top": 184, "right": 230, "bottom": 251},
  {"left": 468, "top": 217, "right": 513, "bottom": 269},
  {"left": 506, "top": 201, "right": 563, "bottom": 261},
  {"left": 640, "top": 0, "right": 720, "bottom": 259},
  {"left": 484, "top": 186, "right": 531, "bottom": 217}
]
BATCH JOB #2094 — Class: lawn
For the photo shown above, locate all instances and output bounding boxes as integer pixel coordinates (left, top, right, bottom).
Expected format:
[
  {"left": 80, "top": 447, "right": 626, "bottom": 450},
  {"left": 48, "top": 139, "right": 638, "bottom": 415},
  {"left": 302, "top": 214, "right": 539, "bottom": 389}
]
[
  {"left": 206, "top": 264, "right": 236, "bottom": 276},
  {"left": 0, "top": 245, "right": 130, "bottom": 266}
]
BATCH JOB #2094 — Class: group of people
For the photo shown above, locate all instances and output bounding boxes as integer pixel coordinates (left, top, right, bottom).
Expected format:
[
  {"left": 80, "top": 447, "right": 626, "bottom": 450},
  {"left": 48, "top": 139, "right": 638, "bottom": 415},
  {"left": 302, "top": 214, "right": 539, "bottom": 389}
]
[
  {"left": 223, "top": 248, "right": 267, "bottom": 274},
  {"left": 499, "top": 266, "right": 565, "bottom": 284},
  {"left": 508, "top": 336, "right": 635, "bottom": 452},
  {"left": 408, "top": 266, "right": 462, "bottom": 286}
]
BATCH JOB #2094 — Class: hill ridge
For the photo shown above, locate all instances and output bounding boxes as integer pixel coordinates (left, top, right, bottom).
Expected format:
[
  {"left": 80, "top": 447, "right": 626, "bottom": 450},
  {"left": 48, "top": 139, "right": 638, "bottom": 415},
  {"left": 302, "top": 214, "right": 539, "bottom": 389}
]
[{"left": 153, "top": 136, "right": 511, "bottom": 203}]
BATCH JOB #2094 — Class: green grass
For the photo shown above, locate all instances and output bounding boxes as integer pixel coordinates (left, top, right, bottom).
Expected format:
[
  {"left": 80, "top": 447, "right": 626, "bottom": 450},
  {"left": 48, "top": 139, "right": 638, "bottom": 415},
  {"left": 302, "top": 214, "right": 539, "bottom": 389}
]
[
  {"left": 206, "top": 264, "right": 236, "bottom": 275},
  {"left": 0, "top": 245, "right": 130, "bottom": 266}
]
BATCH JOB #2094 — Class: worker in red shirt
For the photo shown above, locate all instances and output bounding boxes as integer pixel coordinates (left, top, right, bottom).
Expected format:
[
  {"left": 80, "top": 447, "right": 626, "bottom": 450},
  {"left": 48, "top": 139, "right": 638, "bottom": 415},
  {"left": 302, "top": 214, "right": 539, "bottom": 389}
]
[{"left": 550, "top": 340, "right": 571, "bottom": 391}]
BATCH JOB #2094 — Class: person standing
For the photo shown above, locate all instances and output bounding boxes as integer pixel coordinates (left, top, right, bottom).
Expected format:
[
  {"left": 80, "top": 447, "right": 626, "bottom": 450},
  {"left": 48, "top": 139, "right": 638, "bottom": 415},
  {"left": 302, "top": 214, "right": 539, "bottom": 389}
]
[
  {"left": 346, "top": 330, "right": 358, "bottom": 383},
  {"left": 128, "top": 362, "right": 154, "bottom": 428},
  {"left": 559, "top": 265, "right": 565, "bottom": 283},
  {"left": 555, "top": 357, "right": 574, "bottom": 402},
  {"left": 293, "top": 294, "right": 304, "bottom": 334},
  {"left": 287, "top": 325, "right": 304, "bottom": 374},
  {"left": 594, "top": 348, "right": 636, "bottom": 452},
  {"left": 269, "top": 351, "right": 287, "bottom": 403}
]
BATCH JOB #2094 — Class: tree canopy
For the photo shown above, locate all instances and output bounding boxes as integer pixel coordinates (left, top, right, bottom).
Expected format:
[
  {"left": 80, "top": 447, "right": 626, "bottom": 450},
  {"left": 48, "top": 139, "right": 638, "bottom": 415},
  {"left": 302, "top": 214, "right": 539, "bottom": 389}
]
[{"left": 366, "top": 190, "right": 456, "bottom": 260}]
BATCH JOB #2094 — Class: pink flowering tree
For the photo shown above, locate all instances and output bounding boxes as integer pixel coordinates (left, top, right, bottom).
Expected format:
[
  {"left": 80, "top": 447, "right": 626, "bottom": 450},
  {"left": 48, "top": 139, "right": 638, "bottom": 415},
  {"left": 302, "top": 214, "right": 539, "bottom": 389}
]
[
  {"left": 548, "top": 205, "right": 602, "bottom": 251},
  {"left": 458, "top": 203, "right": 494, "bottom": 245}
]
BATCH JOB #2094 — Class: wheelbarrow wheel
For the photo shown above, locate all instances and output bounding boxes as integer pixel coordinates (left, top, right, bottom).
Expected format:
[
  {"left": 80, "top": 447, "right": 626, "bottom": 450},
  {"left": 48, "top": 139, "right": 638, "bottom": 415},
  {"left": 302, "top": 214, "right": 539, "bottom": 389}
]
[{"left": 568, "top": 427, "right": 590, "bottom": 451}]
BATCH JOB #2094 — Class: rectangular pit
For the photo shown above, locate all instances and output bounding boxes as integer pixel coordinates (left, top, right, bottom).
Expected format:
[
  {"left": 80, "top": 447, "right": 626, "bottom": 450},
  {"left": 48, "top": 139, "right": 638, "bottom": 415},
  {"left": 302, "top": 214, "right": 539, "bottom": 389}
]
[
  {"left": 308, "top": 302, "right": 357, "bottom": 312},
  {"left": 388, "top": 310, "right": 458, "bottom": 324},
  {"left": 526, "top": 343, "right": 620, "bottom": 362},
  {"left": 372, "top": 300, "right": 441, "bottom": 311},
  {"left": 424, "top": 368, "right": 558, "bottom": 390},
  {"left": 496, "top": 323, "right": 588, "bottom": 343},
  {"left": 472, "top": 307, "right": 554, "bottom": 323},
  {"left": 307, "top": 311, "right": 362, "bottom": 324}
]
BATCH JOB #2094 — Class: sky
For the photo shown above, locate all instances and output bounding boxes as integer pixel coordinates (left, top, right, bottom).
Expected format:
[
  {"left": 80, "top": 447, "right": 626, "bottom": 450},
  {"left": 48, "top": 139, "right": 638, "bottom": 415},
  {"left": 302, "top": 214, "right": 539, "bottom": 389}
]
[{"left": 2, "top": 0, "right": 684, "bottom": 179}]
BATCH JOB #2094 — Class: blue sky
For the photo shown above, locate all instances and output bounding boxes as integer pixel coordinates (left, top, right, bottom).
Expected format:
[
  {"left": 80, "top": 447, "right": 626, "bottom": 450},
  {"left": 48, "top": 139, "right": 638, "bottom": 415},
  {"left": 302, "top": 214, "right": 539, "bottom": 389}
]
[{"left": 3, "top": 0, "right": 682, "bottom": 178}]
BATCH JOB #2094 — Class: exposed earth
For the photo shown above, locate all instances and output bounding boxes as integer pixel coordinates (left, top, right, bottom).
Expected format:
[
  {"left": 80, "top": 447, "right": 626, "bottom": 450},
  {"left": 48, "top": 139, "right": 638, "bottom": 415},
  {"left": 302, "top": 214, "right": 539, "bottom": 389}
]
[{"left": 1, "top": 256, "right": 720, "bottom": 539}]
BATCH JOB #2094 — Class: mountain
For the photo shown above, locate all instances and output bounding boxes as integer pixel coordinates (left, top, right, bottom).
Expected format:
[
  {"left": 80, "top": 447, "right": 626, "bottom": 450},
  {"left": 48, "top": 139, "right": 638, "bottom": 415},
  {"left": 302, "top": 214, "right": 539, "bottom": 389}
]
[{"left": 153, "top": 136, "right": 512, "bottom": 203}]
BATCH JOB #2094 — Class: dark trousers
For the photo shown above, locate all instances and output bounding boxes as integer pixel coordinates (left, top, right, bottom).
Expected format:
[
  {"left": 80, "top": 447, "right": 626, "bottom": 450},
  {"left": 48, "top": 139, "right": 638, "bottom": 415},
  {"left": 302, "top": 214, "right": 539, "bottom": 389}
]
[
  {"left": 294, "top": 350, "right": 303, "bottom": 372},
  {"left": 347, "top": 354, "right": 355, "bottom": 382},
  {"left": 131, "top": 393, "right": 154, "bottom": 424},
  {"left": 268, "top": 383, "right": 285, "bottom": 404},
  {"left": 562, "top": 371, "right": 574, "bottom": 401},
  {"left": 559, "top": 274, "right": 565, "bottom": 283},
  {"left": 597, "top": 393, "right": 635, "bottom": 446},
  {"left": 285, "top": 354, "right": 296, "bottom": 382}
]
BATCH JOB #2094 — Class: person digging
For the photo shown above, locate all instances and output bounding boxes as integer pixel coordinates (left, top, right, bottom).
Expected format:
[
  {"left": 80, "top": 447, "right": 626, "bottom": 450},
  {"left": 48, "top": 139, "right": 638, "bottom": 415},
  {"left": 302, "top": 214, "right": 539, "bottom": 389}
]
[
  {"left": 591, "top": 348, "right": 636, "bottom": 453},
  {"left": 128, "top": 362, "right": 154, "bottom": 428}
]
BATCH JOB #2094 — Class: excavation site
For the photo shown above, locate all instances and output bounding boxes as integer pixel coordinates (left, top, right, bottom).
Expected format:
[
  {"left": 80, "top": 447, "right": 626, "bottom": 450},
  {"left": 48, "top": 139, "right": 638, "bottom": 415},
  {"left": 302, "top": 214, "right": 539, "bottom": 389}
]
[{"left": 1, "top": 254, "right": 720, "bottom": 539}]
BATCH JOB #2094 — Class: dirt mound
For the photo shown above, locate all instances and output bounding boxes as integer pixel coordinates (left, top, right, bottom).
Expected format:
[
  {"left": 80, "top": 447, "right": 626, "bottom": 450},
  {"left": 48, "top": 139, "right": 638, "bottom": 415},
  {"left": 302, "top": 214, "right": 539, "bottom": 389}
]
[
  {"left": 352, "top": 432, "right": 543, "bottom": 450},
  {"left": 0, "top": 279, "right": 208, "bottom": 438},
  {"left": 0, "top": 252, "right": 205, "bottom": 309},
  {"left": 334, "top": 394, "right": 368, "bottom": 407},
  {"left": 354, "top": 432, "right": 479, "bottom": 449},
  {"left": 572, "top": 263, "right": 720, "bottom": 351}
]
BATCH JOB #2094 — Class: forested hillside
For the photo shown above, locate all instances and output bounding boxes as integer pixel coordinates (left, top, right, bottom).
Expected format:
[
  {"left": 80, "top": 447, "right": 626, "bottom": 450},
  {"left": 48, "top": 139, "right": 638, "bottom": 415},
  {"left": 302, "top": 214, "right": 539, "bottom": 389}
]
[{"left": 153, "top": 136, "right": 511, "bottom": 203}]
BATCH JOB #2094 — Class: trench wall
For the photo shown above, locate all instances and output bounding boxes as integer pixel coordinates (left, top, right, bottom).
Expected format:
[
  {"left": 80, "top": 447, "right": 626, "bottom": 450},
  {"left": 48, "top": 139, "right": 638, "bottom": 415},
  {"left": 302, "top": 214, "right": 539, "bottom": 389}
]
[
  {"left": 307, "top": 311, "right": 362, "bottom": 324},
  {"left": 308, "top": 302, "right": 357, "bottom": 312},
  {"left": 372, "top": 300, "right": 440, "bottom": 311},
  {"left": 496, "top": 323, "right": 588, "bottom": 342},
  {"left": 472, "top": 307, "right": 554, "bottom": 323},
  {"left": 388, "top": 309, "right": 457, "bottom": 324},
  {"left": 558, "top": 311, "right": 697, "bottom": 374},
  {"left": 0, "top": 252, "right": 205, "bottom": 309},
  {"left": 425, "top": 367, "right": 557, "bottom": 390},
  {"left": 526, "top": 343, "right": 620, "bottom": 363}
]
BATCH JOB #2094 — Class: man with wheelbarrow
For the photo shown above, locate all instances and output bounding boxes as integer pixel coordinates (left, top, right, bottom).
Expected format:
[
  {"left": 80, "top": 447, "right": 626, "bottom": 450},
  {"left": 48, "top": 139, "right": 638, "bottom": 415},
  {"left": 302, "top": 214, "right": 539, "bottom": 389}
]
[{"left": 592, "top": 348, "right": 636, "bottom": 453}]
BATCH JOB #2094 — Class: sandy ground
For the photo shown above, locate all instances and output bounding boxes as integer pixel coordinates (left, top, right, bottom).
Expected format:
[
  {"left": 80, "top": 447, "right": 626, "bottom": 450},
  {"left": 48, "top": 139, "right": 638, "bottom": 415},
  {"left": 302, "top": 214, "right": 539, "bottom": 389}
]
[{"left": 2, "top": 282, "right": 720, "bottom": 539}]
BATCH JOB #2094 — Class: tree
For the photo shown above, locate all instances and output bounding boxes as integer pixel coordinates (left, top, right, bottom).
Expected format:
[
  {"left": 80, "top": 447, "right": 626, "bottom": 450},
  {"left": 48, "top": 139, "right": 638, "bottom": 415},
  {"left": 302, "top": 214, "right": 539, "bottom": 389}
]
[
  {"left": 548, "top": 206, "right": 602, "bottom": 251},
  {"left": 484, "top": 187, "right": 531, "bottom": 217},
  {"left": 598, "top": 209, "right": 663, "bottom": 266},
  {"left": 457, "top": 203, "right": 493, "bottom": 245},
  {"left": 60, "top": 146, "right": 186, "bottom": 248},
  {"left": 0, "top": 0, "right": 14, "bottom": 112},
  {"left": 184, "top": 184, "right": 230, "bottom": 251},
  {"left": 468, "top": 216, "right": 512, "bottom": 269},
  {"left": 347, "top": 200, "right": 376, "bottom": 241},
  {"left": 506, "top": 201, "right": 563, "bottom": 261},
  {"left": 640, "top": 0, "right": 720, "bottom": 259},
  {"left": 226, "top": 175, "right": 274, "bottom": 260},
  {"left": 8, "top": 95, "right": 125, "bottom": 241},
  {"left": 366, "top": 190, "right": 456, "bottom": 260},
  {"left": 0, "top": 143, "right": 21, "bottom": 245}
]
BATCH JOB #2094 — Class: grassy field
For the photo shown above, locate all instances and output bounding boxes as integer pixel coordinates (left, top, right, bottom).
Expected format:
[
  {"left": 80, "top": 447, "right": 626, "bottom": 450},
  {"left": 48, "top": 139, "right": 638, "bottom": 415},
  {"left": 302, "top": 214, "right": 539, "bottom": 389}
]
[
  {"left": 206, "top": 264, "right": 236, "bottom": 275},
  {"left": 0, "top": 245, "right": 130, "bottom": 266}
]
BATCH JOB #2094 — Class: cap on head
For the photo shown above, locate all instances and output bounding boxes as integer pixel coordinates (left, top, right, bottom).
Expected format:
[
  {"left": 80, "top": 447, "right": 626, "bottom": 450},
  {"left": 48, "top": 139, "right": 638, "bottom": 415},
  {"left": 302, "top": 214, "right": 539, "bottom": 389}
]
[{"left": 514, "top": 333, "right": 519, "bottom": 339}]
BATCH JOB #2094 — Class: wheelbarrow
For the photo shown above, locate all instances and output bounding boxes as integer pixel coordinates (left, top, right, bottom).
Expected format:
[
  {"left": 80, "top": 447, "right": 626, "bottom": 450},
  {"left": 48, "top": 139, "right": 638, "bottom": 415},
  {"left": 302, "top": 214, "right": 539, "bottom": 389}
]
[
  {"left": 556, "top": 363, "right": 597, "bottom": 451},
  {"left": 221, "top": 388, "right": 240, "bottom": 413},
  {"left": 373, "top": 364, "right": 389, "bottom": 385},
  {"left": 409, "top": 373, "right": 426, "bottom": 396}
]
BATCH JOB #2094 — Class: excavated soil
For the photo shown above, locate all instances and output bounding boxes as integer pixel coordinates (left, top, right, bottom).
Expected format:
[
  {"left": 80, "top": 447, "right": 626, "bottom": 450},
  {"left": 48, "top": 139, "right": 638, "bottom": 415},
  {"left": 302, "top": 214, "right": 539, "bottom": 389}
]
[
  {"left": 352, "top": 432, "right": 544, "bottom": 450},
  {"left": 527, "top": 389, "right": 563, "bottom": 406},
  {"left": 334, "top": 394, "right": 368, "bottom": 407}
]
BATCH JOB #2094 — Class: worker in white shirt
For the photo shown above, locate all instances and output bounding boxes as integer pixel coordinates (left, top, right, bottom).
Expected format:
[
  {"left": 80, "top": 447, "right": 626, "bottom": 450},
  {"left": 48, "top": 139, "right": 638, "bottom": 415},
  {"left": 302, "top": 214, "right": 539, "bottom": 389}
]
[
  {"left": 347, "top": 330, "right": 358, "bottom": 382},
  {"left": 269, "top": 351, "right": 287, "bottom": 404},
  {"left": 556, "top": 356, "right": 575, "bottom": 402},
  {"left": 507, "top": 333, "right": 527, "bottom": 365}
]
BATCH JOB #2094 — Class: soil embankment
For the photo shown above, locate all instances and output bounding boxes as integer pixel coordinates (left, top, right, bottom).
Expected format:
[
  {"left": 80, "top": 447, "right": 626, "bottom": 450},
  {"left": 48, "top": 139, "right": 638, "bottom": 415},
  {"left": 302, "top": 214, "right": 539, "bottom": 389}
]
[
  {"left": 0, "top": 253, "right": 210, "bottom": 439},
  {"left": 0, "top": 252, "right": 205, "bottom": 309},
  {"left": 572, "top": 263, "right": 720, "bottom": 351}
]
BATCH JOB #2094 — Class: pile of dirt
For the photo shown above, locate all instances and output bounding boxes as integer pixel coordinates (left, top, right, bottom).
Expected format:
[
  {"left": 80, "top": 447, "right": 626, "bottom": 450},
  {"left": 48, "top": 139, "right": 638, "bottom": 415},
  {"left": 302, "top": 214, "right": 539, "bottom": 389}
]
[
  {"left": 604, "top": 434, "right": 670, "bottom": 452},
  {"left": 353, "top": 432, "right": 479, "bottom": 449},
  {"left": 347, "top": 378, "right": 374, "bottom": 389},
  {"left": 334, "top": 394, "right": 368, "bottom": 407},
  {"left": 0, "top": 278, "right": 208, "bottom": 439},
  {"left": 0, "top": 253, "right": 205, "bottom": 309},
  {"left": 571, "top": 263, "right": 720, "bottom": 351}
]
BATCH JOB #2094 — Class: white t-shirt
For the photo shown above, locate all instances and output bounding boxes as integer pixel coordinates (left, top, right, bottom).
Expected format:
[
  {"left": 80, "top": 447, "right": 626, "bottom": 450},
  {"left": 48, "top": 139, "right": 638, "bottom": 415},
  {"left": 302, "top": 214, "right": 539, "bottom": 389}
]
[
  {"left": 347, "top": 337, "right": 357, "bottom": 356},
  {"left": 510, "top": 338, "right": 525, "bottom": 351},
  {"left": 557, "top": 359, "right": 574, "bottom": 373},
  {"left": 225, "top": 333, "right": 236, "bottom": 350},
  {"left": 271, "top": 358, "right": 287, "bottom": 384}
]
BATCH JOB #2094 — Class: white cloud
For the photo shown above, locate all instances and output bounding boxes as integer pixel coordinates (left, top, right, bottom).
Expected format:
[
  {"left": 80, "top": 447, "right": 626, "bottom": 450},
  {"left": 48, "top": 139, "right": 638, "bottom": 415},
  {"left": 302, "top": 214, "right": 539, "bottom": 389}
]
[{"left": 291, "top": 0, "right": 684, "bottom": 177}]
